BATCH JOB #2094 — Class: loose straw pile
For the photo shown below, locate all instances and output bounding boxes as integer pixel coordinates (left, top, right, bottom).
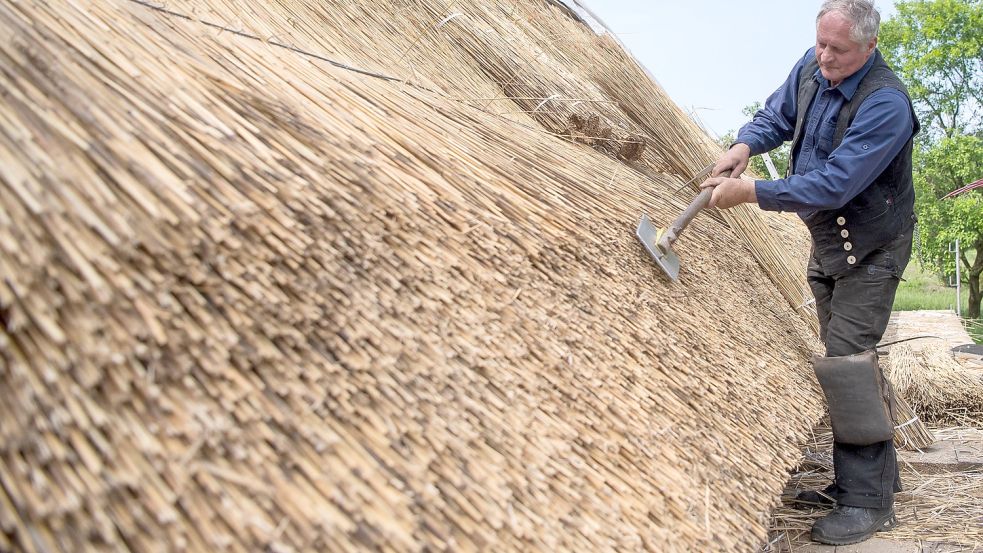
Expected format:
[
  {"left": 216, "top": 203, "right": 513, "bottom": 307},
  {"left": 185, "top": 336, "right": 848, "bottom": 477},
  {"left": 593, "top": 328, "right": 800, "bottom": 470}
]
[{"left": 889, "top": 343, "right": 983, "bottom": 426}]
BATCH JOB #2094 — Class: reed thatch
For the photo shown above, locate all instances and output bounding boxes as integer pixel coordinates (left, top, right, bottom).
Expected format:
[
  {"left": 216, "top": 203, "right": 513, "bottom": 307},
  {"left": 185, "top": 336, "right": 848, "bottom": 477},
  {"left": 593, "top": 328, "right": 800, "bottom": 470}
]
[
  {"left": 888, "top": 343, "right": 983, "bottom": 426},
  {"left": 0, "top": 1, "right": 829, "bottom": 551}
]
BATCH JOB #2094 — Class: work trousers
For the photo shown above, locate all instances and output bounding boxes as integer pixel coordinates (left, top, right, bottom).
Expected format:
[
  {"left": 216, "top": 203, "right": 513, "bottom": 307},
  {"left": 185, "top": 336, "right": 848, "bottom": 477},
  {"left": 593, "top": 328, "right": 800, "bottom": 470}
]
[{"left": 807, "top": 222, "right": 914, "bottom": 509}]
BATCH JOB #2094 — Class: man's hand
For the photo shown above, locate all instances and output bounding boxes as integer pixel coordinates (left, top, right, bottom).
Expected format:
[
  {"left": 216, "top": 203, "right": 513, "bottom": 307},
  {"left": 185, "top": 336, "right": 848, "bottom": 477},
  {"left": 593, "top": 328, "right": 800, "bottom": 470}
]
[
  {"left": 712, "top": 143, "right": 751, "bottom": 178},
  {"left": 700, "top": 177, "right": 757, "bottom": 210}
]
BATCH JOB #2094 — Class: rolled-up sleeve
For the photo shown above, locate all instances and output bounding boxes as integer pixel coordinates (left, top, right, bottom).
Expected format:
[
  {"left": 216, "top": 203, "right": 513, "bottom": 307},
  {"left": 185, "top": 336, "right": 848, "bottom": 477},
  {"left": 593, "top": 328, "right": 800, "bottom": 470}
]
[{"left": 754, "top": 88, "right": 914, "bottom": 212}]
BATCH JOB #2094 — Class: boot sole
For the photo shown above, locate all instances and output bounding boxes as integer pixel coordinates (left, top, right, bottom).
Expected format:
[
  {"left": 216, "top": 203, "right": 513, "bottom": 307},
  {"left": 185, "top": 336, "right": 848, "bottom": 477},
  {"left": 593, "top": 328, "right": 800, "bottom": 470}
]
[{"left": 811, "top": 512, "right": 898, "bottom": 546}]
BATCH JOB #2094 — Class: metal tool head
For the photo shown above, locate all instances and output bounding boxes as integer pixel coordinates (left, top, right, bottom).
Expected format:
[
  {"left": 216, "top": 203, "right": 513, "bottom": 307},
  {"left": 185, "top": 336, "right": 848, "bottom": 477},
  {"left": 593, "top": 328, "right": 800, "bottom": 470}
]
[{"left": 636, "top": 214, "right": 680, "bottom": 281}]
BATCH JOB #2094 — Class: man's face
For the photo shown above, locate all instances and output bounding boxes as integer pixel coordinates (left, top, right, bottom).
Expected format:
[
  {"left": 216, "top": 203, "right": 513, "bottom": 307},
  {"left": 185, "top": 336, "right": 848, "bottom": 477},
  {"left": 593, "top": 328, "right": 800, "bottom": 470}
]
[{"left": 815, "top": 11, "right": 876, "bottom": 86}]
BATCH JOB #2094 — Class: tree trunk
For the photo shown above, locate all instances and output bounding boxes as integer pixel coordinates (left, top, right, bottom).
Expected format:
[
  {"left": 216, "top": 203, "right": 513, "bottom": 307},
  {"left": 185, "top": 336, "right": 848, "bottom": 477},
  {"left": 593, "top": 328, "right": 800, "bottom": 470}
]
[
  {"left": 969, "top": 271, "right": 982, "bottom": 319},
  {"left": 965, "top": 242, "right": 983, "bottom": 320}
]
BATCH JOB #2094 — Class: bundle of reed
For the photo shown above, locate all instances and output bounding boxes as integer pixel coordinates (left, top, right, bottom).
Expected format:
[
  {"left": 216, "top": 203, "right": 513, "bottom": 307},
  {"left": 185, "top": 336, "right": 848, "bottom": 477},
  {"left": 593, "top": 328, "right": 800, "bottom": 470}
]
[
  {"left": 886, "top": 346, "right": 936, "bottom": 450},
  {"left": 892, "top": 393, "right": 936, "bottom": 451},
  {"left": 888, "top": 343, "right": 983, "bottom": 425},
  {"left": 0, "top": 1, "right": 831, "bottom": 552}
]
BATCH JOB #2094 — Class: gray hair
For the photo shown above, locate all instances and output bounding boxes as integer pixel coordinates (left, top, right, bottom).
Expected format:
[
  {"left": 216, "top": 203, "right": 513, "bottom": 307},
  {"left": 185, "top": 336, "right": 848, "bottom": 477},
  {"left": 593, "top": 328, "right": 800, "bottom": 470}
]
[{"left": 817, "top": 0, "right": 881, "bottom": 44}]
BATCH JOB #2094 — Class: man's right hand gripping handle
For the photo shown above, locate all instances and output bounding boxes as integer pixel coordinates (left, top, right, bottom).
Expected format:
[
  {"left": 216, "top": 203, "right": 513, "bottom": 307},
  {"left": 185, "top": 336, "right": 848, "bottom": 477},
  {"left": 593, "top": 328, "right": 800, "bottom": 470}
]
[{"left": 713, "top": 143, "right": 752, "bottom": 178}]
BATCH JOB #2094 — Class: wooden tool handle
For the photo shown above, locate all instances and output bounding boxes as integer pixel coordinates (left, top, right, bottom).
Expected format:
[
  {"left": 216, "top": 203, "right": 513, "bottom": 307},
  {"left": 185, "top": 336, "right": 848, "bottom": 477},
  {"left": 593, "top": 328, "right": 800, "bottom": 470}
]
[
  {"left": 667, "top": 187, "right": 713, "bottom": 239},
  {"left": 657, "top": 169, "right": 730, "bottom": 251}
]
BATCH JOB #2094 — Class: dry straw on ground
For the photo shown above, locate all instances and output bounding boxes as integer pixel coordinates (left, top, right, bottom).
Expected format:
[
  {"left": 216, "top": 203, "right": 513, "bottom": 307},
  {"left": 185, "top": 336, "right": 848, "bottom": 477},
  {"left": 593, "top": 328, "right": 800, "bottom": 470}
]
[
  {"left": 1, "top": 1, "right": 829, "bottom": 552},
  {"left": 764, "top": 427, "right": 983, "bottom": 551}
]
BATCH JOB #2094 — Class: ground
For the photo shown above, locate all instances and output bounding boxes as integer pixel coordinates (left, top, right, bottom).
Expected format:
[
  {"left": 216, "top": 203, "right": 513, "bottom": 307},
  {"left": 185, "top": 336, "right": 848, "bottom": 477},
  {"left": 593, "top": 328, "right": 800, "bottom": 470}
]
[{"left": 763, "top": 310, "right": 983, "bottom": 552}]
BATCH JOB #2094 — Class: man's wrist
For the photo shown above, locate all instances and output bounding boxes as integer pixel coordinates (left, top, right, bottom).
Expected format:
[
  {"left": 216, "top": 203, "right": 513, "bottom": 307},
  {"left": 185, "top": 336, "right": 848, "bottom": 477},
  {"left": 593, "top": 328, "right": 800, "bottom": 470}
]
[
  {"left": 744, "top": 179, "right": 758, "bottom": 204},
  {"left": 754, "top": 180, "right": 781, "bottom": 211},
  {"left": 730, "top": 142, "right": 752, "bottom": 156}
]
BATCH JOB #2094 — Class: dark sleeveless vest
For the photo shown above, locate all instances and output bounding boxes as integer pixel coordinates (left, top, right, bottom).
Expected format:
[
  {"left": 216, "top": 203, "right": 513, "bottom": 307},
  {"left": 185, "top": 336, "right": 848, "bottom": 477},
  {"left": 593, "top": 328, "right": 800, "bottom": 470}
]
[{"left": 790, "top": 50, "right": 920, "bottom": 278}]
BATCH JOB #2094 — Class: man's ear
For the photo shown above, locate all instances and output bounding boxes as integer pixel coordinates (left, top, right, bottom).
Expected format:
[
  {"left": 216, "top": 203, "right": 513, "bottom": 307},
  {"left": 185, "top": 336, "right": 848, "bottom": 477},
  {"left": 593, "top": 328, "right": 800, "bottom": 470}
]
[{"left": 868, "top": 37, "right": 878, "bottom": 54}]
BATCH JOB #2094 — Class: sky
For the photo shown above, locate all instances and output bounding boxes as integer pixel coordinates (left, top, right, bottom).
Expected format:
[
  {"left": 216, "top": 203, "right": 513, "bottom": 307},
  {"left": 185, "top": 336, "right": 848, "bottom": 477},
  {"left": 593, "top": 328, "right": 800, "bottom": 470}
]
[{"left": 585, "top": 0, "right": 898, "bottom": 139}]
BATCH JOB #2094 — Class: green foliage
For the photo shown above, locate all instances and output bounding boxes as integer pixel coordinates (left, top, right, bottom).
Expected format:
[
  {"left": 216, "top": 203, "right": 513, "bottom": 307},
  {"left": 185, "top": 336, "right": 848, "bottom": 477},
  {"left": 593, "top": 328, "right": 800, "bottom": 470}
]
[
  {"left": 879, "top": 0, "right": 983, "bottom": 139},
  {"left": 880, "top": 0, "right": 983, "bottom": 319},
  {"left": 895, "top": 260, "right": 970, "bottom": 309},
  {"left": 743, "top": 103, "right": 790, "bottom": 178},
  {"left": 917, "top": 134, "right": 983, "bottom": 197},
  {"left": 966, "top": 318, "right": 983, "bottom": 344},
  {"left": 914, "top": 135, "right": 983, "bottom": 316}
]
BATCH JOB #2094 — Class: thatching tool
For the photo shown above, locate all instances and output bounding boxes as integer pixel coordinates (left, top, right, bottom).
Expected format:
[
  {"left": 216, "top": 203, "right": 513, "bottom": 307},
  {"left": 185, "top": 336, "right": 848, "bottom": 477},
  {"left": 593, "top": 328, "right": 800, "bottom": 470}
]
[{"left": 636, "top": 164, "right": 725, "bottom": 281}]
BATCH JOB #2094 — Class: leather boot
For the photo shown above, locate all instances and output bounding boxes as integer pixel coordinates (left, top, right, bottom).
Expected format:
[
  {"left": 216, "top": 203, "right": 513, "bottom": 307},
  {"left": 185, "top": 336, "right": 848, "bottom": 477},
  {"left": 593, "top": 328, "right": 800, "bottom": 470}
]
[
  {"left": 811, "top": 505, "right": 897, "bottom": 545},
  {"left": 791, "top": 483, "right": 838, "bottom": 510}
]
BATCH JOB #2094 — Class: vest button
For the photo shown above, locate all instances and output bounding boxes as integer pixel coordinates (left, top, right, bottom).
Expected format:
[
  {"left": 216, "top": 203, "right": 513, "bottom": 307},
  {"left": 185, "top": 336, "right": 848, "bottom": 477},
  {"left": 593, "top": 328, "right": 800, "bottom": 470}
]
[
  {"left": 837, "top": 216, "right": 846, "bottom": 226},
  {"left": 847, "top": 255, "right": 857, "bottom": 265},
  {"left": 841, "top": 229, "right": 850, "bottom": 238},
  {"left": 844, "top": 242, "right": 853, "bottom": 251}
]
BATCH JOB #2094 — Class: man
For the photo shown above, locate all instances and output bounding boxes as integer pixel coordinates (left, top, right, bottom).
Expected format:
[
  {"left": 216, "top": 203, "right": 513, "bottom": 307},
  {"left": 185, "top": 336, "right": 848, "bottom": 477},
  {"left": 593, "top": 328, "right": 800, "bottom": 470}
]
[{"left": 702, "top": 0, "right": 919, "bottom": 546}]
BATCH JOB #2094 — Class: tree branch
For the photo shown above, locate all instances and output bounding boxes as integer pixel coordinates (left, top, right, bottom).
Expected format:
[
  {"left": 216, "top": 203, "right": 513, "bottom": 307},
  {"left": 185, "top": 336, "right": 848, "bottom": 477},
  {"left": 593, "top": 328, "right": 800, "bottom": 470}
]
[{"left": 917, "top": 94, "right": 949, "bottom": 134}]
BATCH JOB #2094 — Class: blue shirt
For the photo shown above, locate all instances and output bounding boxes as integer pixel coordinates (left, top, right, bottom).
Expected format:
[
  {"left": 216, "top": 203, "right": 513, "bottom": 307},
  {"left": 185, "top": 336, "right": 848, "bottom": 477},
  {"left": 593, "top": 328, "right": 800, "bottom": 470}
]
[{"left": 737, "top": 48, "right": 914, "bottom": 214}]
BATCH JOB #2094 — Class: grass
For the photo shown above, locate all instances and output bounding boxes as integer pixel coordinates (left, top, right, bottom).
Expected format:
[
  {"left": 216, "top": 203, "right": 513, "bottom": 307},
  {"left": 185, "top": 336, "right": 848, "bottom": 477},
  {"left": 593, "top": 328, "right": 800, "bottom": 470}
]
[
  {"left": 894, "top": 262, "right": 963, "bottom": 311},
  {"left": 894, "top": 259, "right": 982, "bottom": 344},
  {"left": 966, "top": 318, "right": 983, "bottom": 345}
]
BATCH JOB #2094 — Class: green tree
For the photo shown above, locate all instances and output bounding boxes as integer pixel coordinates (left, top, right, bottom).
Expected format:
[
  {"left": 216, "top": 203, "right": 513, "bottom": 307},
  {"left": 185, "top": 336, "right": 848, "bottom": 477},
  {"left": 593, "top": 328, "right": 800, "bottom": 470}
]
[
  {"left": 879, "top": 0, "right": 983, "bottom": 319},
  {"left": 879, "top": 0, "right": 983, "bottom": 139},
  {"left": 913, "top": 135, "right": 983, "bottom": 317}
]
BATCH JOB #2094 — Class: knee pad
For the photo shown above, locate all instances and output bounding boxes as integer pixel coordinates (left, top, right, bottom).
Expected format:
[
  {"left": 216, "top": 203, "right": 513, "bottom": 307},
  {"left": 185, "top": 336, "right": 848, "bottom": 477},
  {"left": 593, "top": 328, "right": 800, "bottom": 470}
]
[{"left": 813, "top": 350, "right": 896, "bottom": 445}]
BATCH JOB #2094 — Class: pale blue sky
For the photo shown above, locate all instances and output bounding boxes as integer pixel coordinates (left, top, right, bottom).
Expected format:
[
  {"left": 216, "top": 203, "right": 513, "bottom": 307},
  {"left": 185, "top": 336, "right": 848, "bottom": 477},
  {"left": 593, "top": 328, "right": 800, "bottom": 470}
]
[{"left": 586, "top": 1, "right": 898, "bottom": 138}]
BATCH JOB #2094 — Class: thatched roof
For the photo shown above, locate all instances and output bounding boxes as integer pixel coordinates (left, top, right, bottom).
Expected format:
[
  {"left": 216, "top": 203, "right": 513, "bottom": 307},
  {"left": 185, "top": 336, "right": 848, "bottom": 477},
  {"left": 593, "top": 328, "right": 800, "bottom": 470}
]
[{"left": 1, "top": 1, "right": 824, "bottom": 551}]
